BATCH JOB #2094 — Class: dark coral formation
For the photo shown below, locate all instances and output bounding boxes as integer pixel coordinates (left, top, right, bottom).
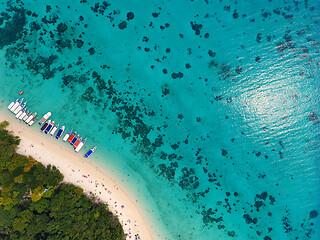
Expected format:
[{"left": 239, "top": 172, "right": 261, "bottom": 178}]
[{"left": 0, "top": 8, "right": 26, "bottom": 49}]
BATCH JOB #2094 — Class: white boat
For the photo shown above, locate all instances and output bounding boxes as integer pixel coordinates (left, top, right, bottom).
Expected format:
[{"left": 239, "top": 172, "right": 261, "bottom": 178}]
[
  {"left": 19, "top": 109, "right": 28, "bottom": 120},
  {"left": 28, "top": 117, "right": 37, "bottom": 126},
  {"left": 22, "top": 111, "right": 30, "bottom": 121},
  {"left": 63, "top": 129, "right": 72, "bottom": 142},
  {"left": 13, "top": 101, "right": 27, "bottom": 115},
  {"left": 38, "top": 112, "right": 51, "bottom": 125},
  {"left": 25, "top": 113, "right": 37, "bottom": 124},
  {"left": 15, "top": 108, "right": 25, "bottom": 119},
  {"left": 50, "top": 124, "right": 59, "bottom": 136},
  {"left": 75, "top": 138, "right": 86, "bottom": 152},
  {"left": 10, "top": 98, "right": 23, "bottom": 112},
  {"left": 8, "top": 99, "right": 18, "bottom": 110}
]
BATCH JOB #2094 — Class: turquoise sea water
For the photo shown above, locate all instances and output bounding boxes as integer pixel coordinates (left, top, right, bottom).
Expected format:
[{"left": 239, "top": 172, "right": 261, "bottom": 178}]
[{"left": 0, "top": 0, "right": 320, "bottom": 239}]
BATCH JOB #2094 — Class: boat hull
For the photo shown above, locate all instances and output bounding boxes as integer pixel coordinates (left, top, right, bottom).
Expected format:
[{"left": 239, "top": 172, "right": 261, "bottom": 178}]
[
  {"left": 25, "top": 113, "right": 36, "bottom": 124},
  {"left": 14, "top": 107, "right": 23, "bottom": 115},
  {"left": 38, "top": 112, "right": 51, "bottom": 125},
  {"left": 56, "top": 126, "right": 65, "bottom": 139},
  {"left": 63, "top": 134, "right": 70, "bottom": 142},
  {"left": 22, "top": 113, "right": 30, "bottom": 121},
  {"left": 19, "top": 112, "right": 27, "bottom": 120},
  {"left": 40, "top": 121, "right": 50, "bottom": 132},
  {"left": 50, "top": 126, "right": 58, "bottom": 136},
  {"left": 28, "top": 119, "right": 36, "bottom": 126},
  {"left": 75, "top": 142, "right": 84, "bottom": 152},
  {"left": 16, "top": 110, "right": 24, "bottom": 119},
  {"left": 10, "top": 102, "right": 20, "bottom": 112},
  {"left": 7, "top": 100, "right": 16, "bottom": 110}
]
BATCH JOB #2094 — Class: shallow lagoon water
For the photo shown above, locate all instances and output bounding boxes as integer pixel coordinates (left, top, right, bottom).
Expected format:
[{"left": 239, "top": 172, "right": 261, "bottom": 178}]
[{"left": 0, "top": 0, "right": 320, "bottom": 239}]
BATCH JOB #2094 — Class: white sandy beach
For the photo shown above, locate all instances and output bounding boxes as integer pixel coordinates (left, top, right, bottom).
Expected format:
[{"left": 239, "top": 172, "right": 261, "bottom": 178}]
[{"left": 0, "top": 111, "right": 153, "bottom": 240}]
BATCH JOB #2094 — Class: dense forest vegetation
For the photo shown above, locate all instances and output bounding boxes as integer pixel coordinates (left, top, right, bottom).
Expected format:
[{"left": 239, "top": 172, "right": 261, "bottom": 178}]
[{"left": 0, "top": 121, "right": 124, "bottom": 239}]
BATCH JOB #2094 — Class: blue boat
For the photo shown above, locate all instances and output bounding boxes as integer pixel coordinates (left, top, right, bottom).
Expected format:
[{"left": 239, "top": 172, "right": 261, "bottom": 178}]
[
  {"left": 56, "top": 125, "right": 65, "bottom": 139},
  {"left": 85, "top": 146, "right": 97, "bottom": 158},
  {"left": 44, "top": 121, "right": 55, "bottom": 134},
  {"left": 70, "top": 134, "right": 79, "bottom": 145}
]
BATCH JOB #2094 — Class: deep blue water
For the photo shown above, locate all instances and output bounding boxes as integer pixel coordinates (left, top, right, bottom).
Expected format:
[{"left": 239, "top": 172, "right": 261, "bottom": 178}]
[{"left": 0, "top": 0, "right": 319, "bottom": 239}]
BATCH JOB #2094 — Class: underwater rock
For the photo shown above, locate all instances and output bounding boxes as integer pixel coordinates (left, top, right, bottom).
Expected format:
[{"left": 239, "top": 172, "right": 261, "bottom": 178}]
[
  {"left": 256, "top": 191, "right": 268, "bottom": 200},
  {"left": 162, "top": 87, "right": 169, "bottom": 95},
  {"left": 262, "top": 11, "right": 271, "bottom": 19},
  {"left": 82, "top": 87, "right": 95, "bottom": 103},
  {"left": 307, "top": 111, "right": 319, "bottom": 123},
  {"left": 208, "top": 50, "right": 216, "bottom": 57},
  {"left": 201, "top": 208, "right": 223, "bottom": 225},
  {"left": 282, "top": 12, "right": 294, "bottom": 19},
  {"left": 178, "top": 167, "right": 199, "bottom": 191},
  {"left": 88, "top": 47, "right": 96, "bottom": 55},
  {"left": 309, "top": 210, "right": 318, "bottom": 218},
  {"left": 158, "top": 163, "right": 176, "bottom": 181},
  {"left": 127, "top": 12, "right": 134, "bottom": 20},
  {"left": 26, "top": 55, "right": 58, "bottom": 77},
  {"left": 56, "top": 39, "right": 72, "bottom": 51},
  {"left": 219, "top": 64, "right": 232, "bottom": 79},
  {"left": 243, "top": 214, "right": 257, "bottom": 224},
  {"left": 233, "top": 11, "right": 239, "bottom": 19},
  {"left": 276, "top": 42, "right": 287, "bottom": 52},
  {"left": 29, "top": 21, "right": 41, "bottom": 31},
  {"left": 221, "top": 149, "right": 228, "bottom": 156},
  {"left": 190, "top": 21, "right": 202, "bottom": 35},
  {"left": 171, "top": 72, "right": 184, "bottom": 79},
  {"left": 75, "top": 39, "right": 84, "bottom": 48},
  {"left": 118, "top": 21, "right": 127, "bottom": 29},
  {"left": 152, "top": 12, "right": 159, "bottom": 18},
  {"left": 254, "top": 200, "right": 264, "bottom": 211},
  {"left": 57, "top": 23, "right": 68, "bottom": 33},
  {"left": 236, "top": 66, "right": 242, "bottom": 74},
  {"left": 256, "top": 33, "right": 262, "bottom": 43}
]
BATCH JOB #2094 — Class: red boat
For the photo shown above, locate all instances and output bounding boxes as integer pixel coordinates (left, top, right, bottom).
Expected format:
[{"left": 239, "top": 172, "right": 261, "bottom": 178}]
[{"left": 68, "top": 131, "right": 77, "bottom": 143}]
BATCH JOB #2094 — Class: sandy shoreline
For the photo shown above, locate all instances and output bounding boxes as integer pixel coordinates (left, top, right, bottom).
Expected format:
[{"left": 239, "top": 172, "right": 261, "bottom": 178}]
[{"left": 0, "top": 110, "right": 153, "bottom": 240}]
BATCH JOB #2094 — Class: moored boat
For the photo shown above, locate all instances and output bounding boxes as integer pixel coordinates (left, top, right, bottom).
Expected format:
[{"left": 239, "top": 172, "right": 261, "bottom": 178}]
[
  {"left": 44, "top": 121, "right": 55, "bottom": 134},
  {"left": 13, "top": 101, "right": 27, "bottom": 115},
  {"left": 50, "top": 124, "right": 59, "bottom": 136},
  {"left": 70, "top": 134, "right": 79, "bottom": 145},
  {"left": 73, "top": 137, "right": 82, "bottom": 148},
  {"left": 38, "top": 112, "right": 52, "bottom": 125},
  {"left": 28, "top": 117, "right": 37, "bottom": 126},
  {"left": 75, "top": 138, "right": 86, "bottom": 152},
  {"left": 63, "top": 129, "right": 73, "bottom": 142},
  {"left": 85, "top": 146, "right": 97, "bottom": 158},
  {"left": 22, "top": 111, "right": 31, "bottom": 121},
  {"left": 18, "top": 109, "right": 28, "bottom": 120},
  {"left": 10, "top": 98, "right": 23, "bottom": 112},
  {"left": 15, "top": 108, "right": 25, "bottom": 119},
  {"left": 68, "top": 131, "right": 77, "bottom": 143},
  {"left": 56, "top": 126, "right": 65, "bottom": 139},
  {"left": 8, "top": 99, "right": 18, "bottom": 110},
  {"left": 26, "top": 113, "right": 37, "bottom": 124},
  {"left": 41, "top": 120, "right": 51, "bottom": 132}
]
